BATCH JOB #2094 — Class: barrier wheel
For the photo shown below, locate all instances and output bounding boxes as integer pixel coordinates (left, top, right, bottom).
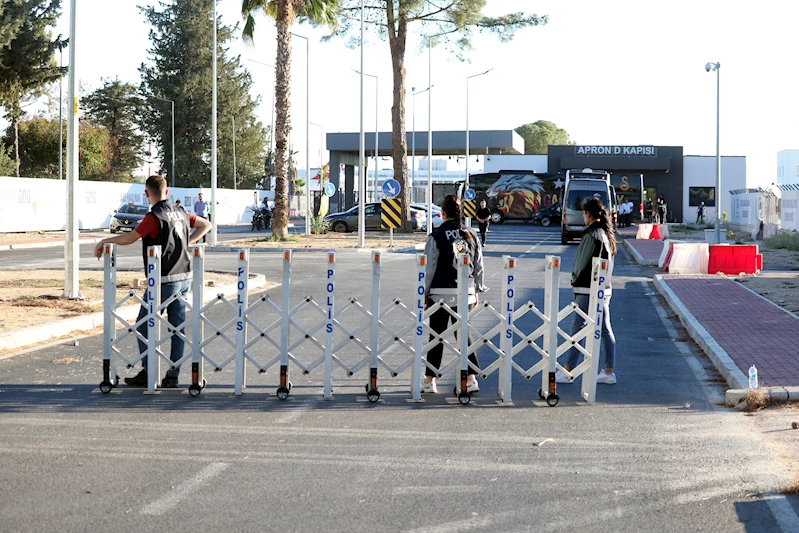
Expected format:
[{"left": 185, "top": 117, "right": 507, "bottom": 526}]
[
  {"left": 276, "top": 386, "right": 290, "bottom": 400},
  {"left": 538, "top": 388, "right": 545, "bottom": 400},
  {"left": 367, "top": 389, "right": 380, "bottom": 403},
  {"left": 99, "top": 381, "right": 113, "bottom": 394},
  {"left": 458, "top": 392, "right": 471, "bottom": 405},
  {"left": 188, "top": 384, "right": 202, "bottom": 397},
  {"left": 546, "top": 394, "right": 559, "bottom": 407}
]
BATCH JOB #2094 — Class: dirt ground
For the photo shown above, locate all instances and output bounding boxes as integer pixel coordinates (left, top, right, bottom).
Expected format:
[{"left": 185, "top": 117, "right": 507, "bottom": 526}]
[
  {"left": 226, "top": 231, "right": 427, "bottom": 250},
  {"left": 0, "top": 270, "right": 238, "bottom": 333}
]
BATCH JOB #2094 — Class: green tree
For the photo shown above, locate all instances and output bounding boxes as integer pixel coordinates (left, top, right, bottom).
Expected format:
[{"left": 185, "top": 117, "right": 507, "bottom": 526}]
[
  {"left": 0, "top": 0, "right": 63, "bottom": 176},
  {"left": 0, "top": 145, "right": 14, "bottom": 176},
  {"left": 330, "top": 1, "right": 546, "bottom": 230},
  {"left": 241, "top": 0, "right": 340, "bottom": 238},
  {"left": 3, "top": 115, "right": 113, "bottom": 180},
  {"left": 514, "top": 120, "right": 574, "bottom": 155},
  {"left": 83, "top": 78, "right": 144, "bottom": 182},
  {"left": 140, "top": 0, "right": 269, "bottom": 191}
]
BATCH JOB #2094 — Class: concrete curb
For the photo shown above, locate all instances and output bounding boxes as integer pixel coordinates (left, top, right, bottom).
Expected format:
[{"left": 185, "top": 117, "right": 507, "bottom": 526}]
[
  {"left": 0, "top": 273, "right": 274, "bottom": 355},
  {"left": 653, "top": 274, "right": 748, "bottom": 390},
  {"left": 725, "top": 387, "right": 799, "bottom": 406},
  {"left": 623, "top": 239, "right": 659, "bottom": 266},
  {"left": 0, "top": 237, "right": 103, "bottom": 251}
]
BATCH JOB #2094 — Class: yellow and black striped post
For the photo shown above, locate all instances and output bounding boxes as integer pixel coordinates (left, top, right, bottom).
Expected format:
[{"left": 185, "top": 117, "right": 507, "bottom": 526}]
[
  {"left": 463, "top": 200, "right": 477, "bottom": 220},
  {"left": 381, "top": 198, "right": 402, "bottom": 229}
]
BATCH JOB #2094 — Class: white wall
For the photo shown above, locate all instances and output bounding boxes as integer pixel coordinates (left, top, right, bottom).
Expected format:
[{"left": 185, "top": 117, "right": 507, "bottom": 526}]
[
  {"left": 0, "top": 177, "right": 274, "bottom": 233},
  {"left": 483, "top": 154, "right": 548, "bottom": 174},
  {"left": 780, "top": 188, "right": 799, "bottom": 232},
  {"left": 777, "top": 150, "right": 799, "bottom": 185},
  {"left": 682, "top": 156, "right": 746, "bottom": 224}
]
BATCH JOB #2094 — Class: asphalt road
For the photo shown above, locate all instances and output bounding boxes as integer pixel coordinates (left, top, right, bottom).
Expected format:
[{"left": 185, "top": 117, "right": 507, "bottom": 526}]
[{"left": 1, "top": 223, "right": 797, "bottom": 533}]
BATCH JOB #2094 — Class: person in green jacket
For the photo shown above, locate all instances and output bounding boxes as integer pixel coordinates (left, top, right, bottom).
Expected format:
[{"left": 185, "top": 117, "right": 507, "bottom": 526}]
[{"left": 556, "top": 197, "right": 618, "bottom": 385}]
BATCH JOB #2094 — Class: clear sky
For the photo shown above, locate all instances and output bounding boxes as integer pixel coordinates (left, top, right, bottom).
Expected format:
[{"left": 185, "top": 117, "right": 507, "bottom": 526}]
[{"left": 48, "top": 0, "right": 799, "bottom": 186}]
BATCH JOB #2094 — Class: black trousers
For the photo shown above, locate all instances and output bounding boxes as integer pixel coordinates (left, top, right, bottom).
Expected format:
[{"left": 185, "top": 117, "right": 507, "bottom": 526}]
[
  {"left": 426, "top": 303, "right": 479, "bottom": 377},
  {"left": 478, "top": 223, "right": 488, "bottom": 245}
]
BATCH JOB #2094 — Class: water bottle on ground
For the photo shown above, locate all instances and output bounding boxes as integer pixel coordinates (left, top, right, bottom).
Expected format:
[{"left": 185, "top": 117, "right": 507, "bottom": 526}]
[{"left": 748, "top": 364, "right": 758, "bottom": 389}]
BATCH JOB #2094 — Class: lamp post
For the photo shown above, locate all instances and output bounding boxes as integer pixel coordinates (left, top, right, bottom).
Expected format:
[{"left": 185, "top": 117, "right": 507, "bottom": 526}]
[
  {"left": 426, "top": 32, "right": 446, "bottom": 235},
  {"left": 465, "top": 69, "right": 493, "bottom": 226},
  {"left": 152, "top": 96, "right": 175, "bottom": 187},
  {"left": 352, "top": 69, "right": 378, "bottom": 202},
  {"left": 218, "top": 111, "right": 236, "bottom": 189},
  {"left": 310, "top": 121, "right": 324, "bottom": 212},
  {"left": 248, "top": 59, "right": 276, "bottom": 157},
  {"left": 358, "top": 0, "right": 365, "bottom": 248},
  {"left": 411, "top": 85, "right": 431, "bottom": 205},
  {"left": 293, "top": 33, "right": 311, "bottom": 235},
  {"left": 210, "top": 0, "right": 218, "bottom": 245},
  {"left": 64, "top": 0, "right": 79, "bottom": 299},
  {"left": 57, "top": 39, "right": 68, "bottom": 181},
  {"left": 705, "top": 61, "right": 721, "bottom": 243}
]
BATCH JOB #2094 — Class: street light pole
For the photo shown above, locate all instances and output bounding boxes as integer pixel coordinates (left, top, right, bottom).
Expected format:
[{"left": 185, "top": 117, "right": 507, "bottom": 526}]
[
  {"left": 293, "top": 33, "right": 311, "bottom": 235},
  {"left": 706, "top": 61, "right": 721, "bottom": 243},
  {"left": 152, "top": 96, "right": 175, "bottom": 188},
  {"left": 352, "top": 69, "right": 378, "bottom": 203},
  {"left": 426, "top": 33, "right": 446, "bottom": 235},
  {"left": 411, "top": 85, "right": 431, "bottom": 206},
  {"left": 64, "top": 0, "right": 80, "bottom": 299},
  {"left": 464, "top": 69, "right": 492, "bottom": 226},
  {"left": 358, "top": 0, "right": 365, "bottom": 248},
  {"left": 58, "top": 40, "right": 67, "bottom": 181},
  {"left": 211, "top": 0, "right": 218, "bottom": 245}
]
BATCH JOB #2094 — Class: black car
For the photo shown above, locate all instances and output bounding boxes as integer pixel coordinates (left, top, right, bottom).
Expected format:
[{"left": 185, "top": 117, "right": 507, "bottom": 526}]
[
  {"left": 110, "top": 203, "right": 150, "bottom": 233},
  {"left": 533, "top": 202, "right": 561, "bottom": 227}
]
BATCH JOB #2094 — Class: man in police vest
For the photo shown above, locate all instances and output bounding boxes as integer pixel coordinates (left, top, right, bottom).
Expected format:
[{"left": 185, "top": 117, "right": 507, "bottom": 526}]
[{"left": 94, "top": 175, "right": 211, "bottom": 388}]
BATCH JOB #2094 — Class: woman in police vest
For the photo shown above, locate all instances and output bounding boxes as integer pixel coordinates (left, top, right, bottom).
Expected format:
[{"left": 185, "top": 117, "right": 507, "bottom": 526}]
[
  {"left": 422, "top": 194, "right": 487, "bottom": 394},
  {"left": 556, "top": 197, "right": 618, "bottom": 385}
]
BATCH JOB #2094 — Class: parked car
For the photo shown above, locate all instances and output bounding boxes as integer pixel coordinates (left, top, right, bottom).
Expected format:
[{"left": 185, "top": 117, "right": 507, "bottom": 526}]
[
  {"left": 325, "top": 203, "right": 426, "bottom": 233},
  {"left": 110, "top": 203, "right": 150, "bottom": 233},
  {"left": 533, "top": 202, "right": 561, "bottom": 227},
  {"left": 410, "top": 203, "right": 443, "bottom": 229}
]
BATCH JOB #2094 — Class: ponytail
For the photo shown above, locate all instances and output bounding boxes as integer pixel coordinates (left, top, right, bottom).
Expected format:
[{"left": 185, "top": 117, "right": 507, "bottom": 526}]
[
  {"left": 583, "top": 198, "right": 617, "bottom": 255},
  {"left": 441, "top": 194, "right": 473, "bottom": 240}
]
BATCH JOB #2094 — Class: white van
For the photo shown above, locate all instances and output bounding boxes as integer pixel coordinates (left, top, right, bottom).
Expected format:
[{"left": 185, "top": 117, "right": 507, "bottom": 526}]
[{"left": 561, "top": 169, "right": 613, "bottom": 245}]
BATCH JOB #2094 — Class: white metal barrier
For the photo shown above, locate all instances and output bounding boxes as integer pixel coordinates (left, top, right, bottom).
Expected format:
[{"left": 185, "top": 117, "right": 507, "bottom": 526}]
[{"left": 100, "top": 246, "right": 608, "bottom": 405}]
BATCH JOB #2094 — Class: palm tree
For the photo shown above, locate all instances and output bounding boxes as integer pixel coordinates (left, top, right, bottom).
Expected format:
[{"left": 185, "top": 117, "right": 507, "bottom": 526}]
[{"left": 242, "top": 0, "right": 339, "bottom": 239}]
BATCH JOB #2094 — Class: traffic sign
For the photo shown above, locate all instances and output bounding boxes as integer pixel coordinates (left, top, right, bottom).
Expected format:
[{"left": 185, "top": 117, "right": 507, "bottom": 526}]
[
  {"left": 382, "top": 179, "right": 401, "bottom": 199},
  {"left": 463, "top": 200, "right": 477, "bottom": 219},
  {"left": 324, "top": 182, "right": 336, "bottom": 197},
  {"left": 464, "top": 189, "right": 476, "bottom": 201},
  {"left": 381, "top": 199, "right": 402, "bottom": 229}
]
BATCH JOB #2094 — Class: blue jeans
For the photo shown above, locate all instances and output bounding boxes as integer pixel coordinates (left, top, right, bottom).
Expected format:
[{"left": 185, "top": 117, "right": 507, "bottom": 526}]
[
  {"left": 566, "top": 294, "right": 616, "bottom": 370},
  {"left": 136, "top": 280, "right": 191, "bottom": 378}
]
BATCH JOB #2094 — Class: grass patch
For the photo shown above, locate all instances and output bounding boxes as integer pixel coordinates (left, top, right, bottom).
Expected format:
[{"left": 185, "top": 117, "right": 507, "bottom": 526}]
[
  {"left": 669, "top": 223, "right": 714, "bottom": 233},
  {"left": 264, "top": 235, "right": 300, "bottom": 243},
  {"left": 735, "top": 389, "right": 768, "bottom": 412},
  {"left": 763, "top": 233, "right": 799, "bottom": 251}
]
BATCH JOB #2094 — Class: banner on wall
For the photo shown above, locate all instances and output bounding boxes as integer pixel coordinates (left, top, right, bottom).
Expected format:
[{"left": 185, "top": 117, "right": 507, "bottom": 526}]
[{"left": 0, "top": 177, "right": 274, "bottom": 233}]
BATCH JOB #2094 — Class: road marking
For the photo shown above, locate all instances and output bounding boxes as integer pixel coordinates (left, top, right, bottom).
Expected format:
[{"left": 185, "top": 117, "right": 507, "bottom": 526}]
[
  {"left": 273, "top": 399, "right": 314, "bottom": 424},
  {"left": 141, "top": 462, "right": 230, "bottom": 516},
  {"left": 763, "top": 493, "right": 799, "bottom": 533},
  {"left": 391, "top": 485, "right": 475, "bottom": 495},
  {"left": 404, "top": 516, "right": 492, "bottom": 533}
]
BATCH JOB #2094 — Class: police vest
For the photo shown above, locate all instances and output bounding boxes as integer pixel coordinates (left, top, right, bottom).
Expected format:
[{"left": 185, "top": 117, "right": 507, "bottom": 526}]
[
  {"left": 430, "top": 220, "right": 478, "bottom": 292},
  {"left": 141, "top": 200, "right": 192, "bottom": 283}
]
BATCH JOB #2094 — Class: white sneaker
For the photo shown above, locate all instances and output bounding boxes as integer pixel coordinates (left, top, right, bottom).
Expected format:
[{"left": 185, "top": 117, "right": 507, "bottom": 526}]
[
  {"left": 466, "top": 380, "right": 479, "bottom": 393},
  {"left": 555, "top": 370, "right": 573, "bottom": 384},
  {"left": 421, "top": 380, "right": 438, "bottom": 394},
  {"left": 596, "top": 371, "right": 616, "bottom": 385}
]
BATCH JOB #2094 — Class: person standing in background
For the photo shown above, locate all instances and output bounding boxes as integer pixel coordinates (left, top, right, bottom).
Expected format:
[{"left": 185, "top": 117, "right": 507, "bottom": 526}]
[
  {"left": 193, "top": 193, "right": 210, "bottom": 243},
  {"left": 696, "top": 201, "right": 706, "bottom": 224},
  {"left": 475, "top": 199, "right": 491, "bottom": 247}
]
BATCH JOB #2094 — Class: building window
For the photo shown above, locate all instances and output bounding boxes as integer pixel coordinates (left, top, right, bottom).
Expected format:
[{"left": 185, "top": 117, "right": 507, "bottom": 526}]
[
  {"left": 796, "top": 166, "right": 799, "bottom": 177},
  {"left": 689, "top": 187, "right": 715, "bottom": 207}
]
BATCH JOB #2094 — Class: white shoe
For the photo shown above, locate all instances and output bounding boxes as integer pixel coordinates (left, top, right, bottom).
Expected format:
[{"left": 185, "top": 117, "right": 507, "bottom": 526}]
[
  {"left": 421, "top": 380, "right": 438, "bottom": 394},
  {"left": 555, "top": 370, "right": 573, "bottom": 384},
  {"left": 466, "top": 380, "right": 479, "bottom": 393},
  {"left": 596, "top": 371, "right": 616, "bottom": 385}
]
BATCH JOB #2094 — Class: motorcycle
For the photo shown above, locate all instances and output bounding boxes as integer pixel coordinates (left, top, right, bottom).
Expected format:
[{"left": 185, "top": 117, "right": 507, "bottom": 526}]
[{"left": 251, "top": 205, "right": 272, "bottom": 231}]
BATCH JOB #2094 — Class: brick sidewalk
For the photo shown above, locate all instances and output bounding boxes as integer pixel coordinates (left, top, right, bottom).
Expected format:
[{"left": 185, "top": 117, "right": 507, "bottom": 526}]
[
  {"left": 626, "top": 239, "right": 664, "bottom": 263},
  {"left": 660, "top": 275, "right": 799, "bottom": 387}
]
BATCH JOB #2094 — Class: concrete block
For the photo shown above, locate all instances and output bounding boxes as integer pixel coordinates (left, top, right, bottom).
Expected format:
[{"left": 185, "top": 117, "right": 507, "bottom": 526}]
[
  {"left": 767, "top": 388, "right": 789, "bottom": 403},
  {"left": 726, "top": 389, "right": 747, "bottom": 407}
]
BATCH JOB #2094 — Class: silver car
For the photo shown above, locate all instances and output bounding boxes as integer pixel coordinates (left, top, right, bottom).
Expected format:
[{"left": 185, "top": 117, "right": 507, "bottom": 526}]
[{"left": 325, "top": 203, "right": 426, "bottom": 233}]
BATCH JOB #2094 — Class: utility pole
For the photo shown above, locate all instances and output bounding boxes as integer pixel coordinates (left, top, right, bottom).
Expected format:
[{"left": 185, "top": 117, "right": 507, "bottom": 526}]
[{"left": 63, "top": 0, "right": 80, "bottom": 299}]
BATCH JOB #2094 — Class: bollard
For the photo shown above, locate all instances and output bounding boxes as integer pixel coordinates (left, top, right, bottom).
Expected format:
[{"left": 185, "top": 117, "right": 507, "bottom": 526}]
[
  {"left": 581, "top": 257, "right": 608, "bottom": 404},
  {"left": 146, "top": 246, "right": 162, "bottom": 393},
  {"left": 367, "top": 251, "right": 381, "bottom": 402},
  {"left": 456, "top": 253, "right": 471, "bottom": 405},
  {"left": 411, "top": 254, "right": 426, "bottom": 401},
  {"left": 277, "top": 250, "right": 292, "bottom": 399},
  {"left": 234, "top": 249, "right": 249, "bottom": 395},
  {"left": 500, "top": 256, "right": 515, "bottom": 403},
  {"left": 99, "top": 244, "right": 118, "bottom": 393},
  {"left": 543, "top": 255, "right": 561, "bottom": 406},
  {"left": 323, "top": 252, "right": 336, "bottom": 399},
  {"left": 189, "top": 246, "right": 205, "bottom": 397}
]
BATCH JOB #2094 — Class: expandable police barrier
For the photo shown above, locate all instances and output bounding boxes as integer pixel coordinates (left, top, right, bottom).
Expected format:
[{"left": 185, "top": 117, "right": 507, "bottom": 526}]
[{"left": 100, "top": 245, "right": 608, "bottom": 405}]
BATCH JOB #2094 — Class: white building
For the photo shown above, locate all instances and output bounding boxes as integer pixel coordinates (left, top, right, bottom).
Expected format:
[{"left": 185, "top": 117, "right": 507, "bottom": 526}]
[{"left": 777, "top": 150, "right": 799, "bottom": 185}]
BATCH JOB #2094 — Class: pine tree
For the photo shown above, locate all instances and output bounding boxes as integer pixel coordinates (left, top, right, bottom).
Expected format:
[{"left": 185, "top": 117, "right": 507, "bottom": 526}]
[
  {"left": 0, "top": 0, "right": 63, "bottom": 176},
  {"left": 139, "top": 0, "right": 268, "bottom": 189},
  {"left": 84, "top": 78, "right": 145, "bottom": 182}
]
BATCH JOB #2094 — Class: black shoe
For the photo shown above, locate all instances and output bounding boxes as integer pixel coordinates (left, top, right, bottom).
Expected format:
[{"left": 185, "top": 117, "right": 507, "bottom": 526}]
[
  {"left": 161, "top": 375, "right": 179, "bottom": 388},
  {"left": 124, "top": 370, "right": 148, "bottom": 387}
]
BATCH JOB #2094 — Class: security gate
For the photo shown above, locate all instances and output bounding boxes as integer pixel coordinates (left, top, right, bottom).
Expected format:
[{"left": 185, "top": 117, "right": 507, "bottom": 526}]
[{"left": 100, "top": 245, "right": 608, "bottom": 405}]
